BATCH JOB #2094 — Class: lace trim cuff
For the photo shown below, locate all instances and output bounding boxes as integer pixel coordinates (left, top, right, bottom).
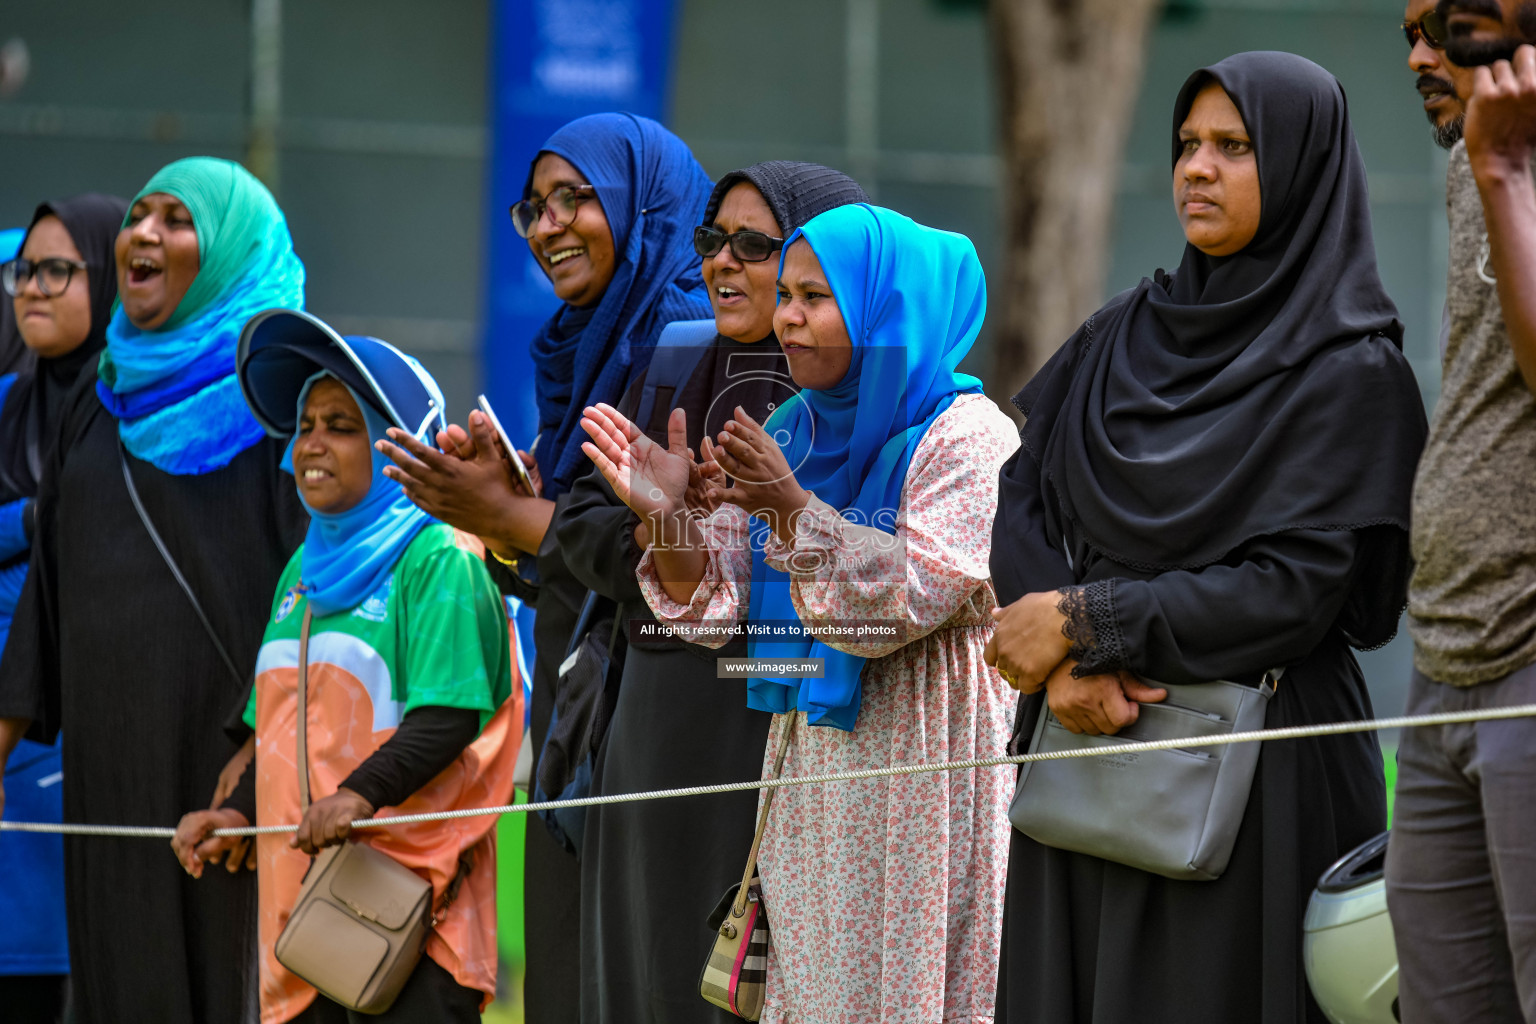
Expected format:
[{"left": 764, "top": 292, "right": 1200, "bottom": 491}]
[
  {"left": 762, "top": 495, "right": 841, "bottom": 572},
  {"left": 1057, "top": 580, "right": 1126, "bottom": 677}
]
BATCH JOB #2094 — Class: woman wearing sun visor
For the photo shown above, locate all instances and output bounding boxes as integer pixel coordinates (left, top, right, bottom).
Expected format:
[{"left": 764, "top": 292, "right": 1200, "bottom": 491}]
[{"left": 173, "top": 309, "right": 521, "bottom": 1024}]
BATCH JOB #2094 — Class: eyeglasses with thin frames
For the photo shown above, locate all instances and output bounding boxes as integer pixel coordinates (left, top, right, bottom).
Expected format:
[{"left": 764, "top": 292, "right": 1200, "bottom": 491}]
[{"left": 509, "top": 184, "right": 597, "bottom": 239}]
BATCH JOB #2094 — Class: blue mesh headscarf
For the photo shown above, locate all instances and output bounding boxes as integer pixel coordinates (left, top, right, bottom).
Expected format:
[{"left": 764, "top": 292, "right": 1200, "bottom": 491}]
[{"left": 525, "top": 113, "right": 713, "bottom": 497}]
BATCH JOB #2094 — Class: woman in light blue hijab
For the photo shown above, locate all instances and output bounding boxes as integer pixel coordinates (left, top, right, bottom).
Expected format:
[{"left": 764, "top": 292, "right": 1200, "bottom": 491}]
[
  {"left": 582, "top": 203, "right": 1021, "bottom": 1022},
  {"left": 175, "top": 310, "right": 518, "bottom": 1023},
  {"left": 0, "top": 157, "right": 311, "bottom": 1024}
]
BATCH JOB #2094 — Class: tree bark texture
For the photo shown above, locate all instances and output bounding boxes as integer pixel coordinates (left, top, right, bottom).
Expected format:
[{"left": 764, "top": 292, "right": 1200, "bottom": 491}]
[{"left": 989, "top": 0, "right": 1160, "bottom": 403}]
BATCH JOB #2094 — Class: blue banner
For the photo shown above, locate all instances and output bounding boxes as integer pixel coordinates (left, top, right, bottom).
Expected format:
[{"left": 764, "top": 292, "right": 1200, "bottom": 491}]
[{"left": 480, "top": 0, "right": 680, "bottom": 446}]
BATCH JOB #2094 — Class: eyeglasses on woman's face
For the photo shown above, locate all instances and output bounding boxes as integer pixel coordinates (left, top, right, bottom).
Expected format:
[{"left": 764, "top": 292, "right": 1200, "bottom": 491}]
[
  {"left": 509, "top": 184, "right": 597, "bottom": 239},
  {"left": 693, "top": 225, "right": 786, "bottom": 263},
  {"left": 2, "top": 257, "right": 88, "bottom": 298},
  {"left": 1403, "top": 9, "right": 1449, "bottom": 50}
]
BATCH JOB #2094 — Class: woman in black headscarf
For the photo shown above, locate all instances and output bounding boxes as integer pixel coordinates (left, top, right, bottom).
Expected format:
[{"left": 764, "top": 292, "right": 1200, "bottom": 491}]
[
  {"left": 987, "top": 52, "right": 1427, "bottom": 1023},
  {"left": 558, "top": 161, "right": 867, "bottom": 1024},
  {"left": 0, "top": 193, "right": 124, "bottom": 1024},
  {"left": 0, "top": 197, "right": 126, "bottom": 506}
]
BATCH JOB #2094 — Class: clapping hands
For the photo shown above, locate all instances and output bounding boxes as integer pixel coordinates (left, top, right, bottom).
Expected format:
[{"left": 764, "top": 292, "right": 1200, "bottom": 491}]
[
  {"left": 580, "top": 404, "right": 694, "bottom": 527},
  {"left": 581, "top": 404, "right": 811, "bottom": 550}
]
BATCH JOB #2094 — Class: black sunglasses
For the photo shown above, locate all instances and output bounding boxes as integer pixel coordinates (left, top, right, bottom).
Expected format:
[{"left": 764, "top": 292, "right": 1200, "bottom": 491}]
[
  {"left": 1404, "top": 9, "right": 1449, "bottom": 50},
  {"left": 693, "top": 225, "right": 785, "bottom": 263}
]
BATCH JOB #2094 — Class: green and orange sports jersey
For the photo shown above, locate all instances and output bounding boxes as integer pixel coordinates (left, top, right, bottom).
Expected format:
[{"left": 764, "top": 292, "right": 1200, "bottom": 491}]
[
  {"left": 244, "top": 522, "right": 513, "bottom": 732},
  {"left": 245, "top": 523, "right": 520, "bottom": 1023}
]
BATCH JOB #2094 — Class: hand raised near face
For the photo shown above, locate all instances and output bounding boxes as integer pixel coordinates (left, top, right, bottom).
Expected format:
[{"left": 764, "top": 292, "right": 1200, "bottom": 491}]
[
  {"left": 437, "top": 418, "right": 542, "bottom": 499},
  {"left": 1467, "top": 43, "right": 1536, "bottom": 174},
  {"left": 686, "top": 438, "right": 727, "bottom": 517}
]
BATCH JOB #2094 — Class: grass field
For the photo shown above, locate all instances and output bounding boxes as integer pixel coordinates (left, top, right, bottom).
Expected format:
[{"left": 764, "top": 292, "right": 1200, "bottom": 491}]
[
  {"left": 484, "top": 993, "right": 525, "bottom": 1024},
  {"left": 485, "top": 791, "right": 528, "bottom": 1024},
  {"left": 1384, "top": 744, "right": 1398, "bottom": 824}
]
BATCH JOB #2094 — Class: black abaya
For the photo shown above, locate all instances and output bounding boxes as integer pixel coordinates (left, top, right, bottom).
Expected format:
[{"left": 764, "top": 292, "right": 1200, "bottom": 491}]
[
  {"left": 0, "top": 380, "right": 308, "bottom": 1024},
  {"left": 991, "top": 467, "right": 1391, "bottom": 1022},
  {"left": 555, "top": 336, "right": 781, "bottom": 1024},
  {"left": 990, "top": 51, "right": 1428, "bottom": 1024}
]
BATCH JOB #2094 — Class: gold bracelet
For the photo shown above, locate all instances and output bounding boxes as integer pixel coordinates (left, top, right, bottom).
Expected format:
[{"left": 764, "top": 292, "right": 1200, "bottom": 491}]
[{"left": 489, "top": 549, "right": 520, "bottom": 568}]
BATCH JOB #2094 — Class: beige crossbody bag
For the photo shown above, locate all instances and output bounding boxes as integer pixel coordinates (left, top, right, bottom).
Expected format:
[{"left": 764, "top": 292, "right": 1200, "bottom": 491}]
[{"left": 273, "top": 606, "right": 464, "bottom": 1015}]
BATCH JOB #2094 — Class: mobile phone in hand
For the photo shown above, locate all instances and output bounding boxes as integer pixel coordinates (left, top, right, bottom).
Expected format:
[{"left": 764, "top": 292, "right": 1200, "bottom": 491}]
[{"left": 476, "top": 394, "right": 539, "bottom": 497}]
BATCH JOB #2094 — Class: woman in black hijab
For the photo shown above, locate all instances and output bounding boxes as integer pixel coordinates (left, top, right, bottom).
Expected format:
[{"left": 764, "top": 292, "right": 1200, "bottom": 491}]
[
  {"left": 558, "top": 161, "right": 866, "bottom": 1024},
  {"left": 0, "top": 193, "right": 124, "bottom": 1023},
  {"left": 987, "top": 52, "right": 1427, "bottom": 1023},
  {"left": 0, "top": 196, "right": 126, "bottom": 503}
]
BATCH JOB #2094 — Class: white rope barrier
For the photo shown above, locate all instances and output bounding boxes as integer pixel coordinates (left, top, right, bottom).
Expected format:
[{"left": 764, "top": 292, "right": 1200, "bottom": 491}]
[{"left": 6, "top": 701, "right": 1536, "bottom": 841}]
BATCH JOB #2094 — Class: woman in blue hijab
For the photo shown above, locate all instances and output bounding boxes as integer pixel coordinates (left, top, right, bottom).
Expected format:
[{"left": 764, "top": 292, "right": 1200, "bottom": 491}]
[
  {"left": 0, "top": 157, "right": 311, "bottom": 1024},
  {"left": 176, "top": 310, "right": 518, "bottom": 1024},
  {"left": 582, "top": 204, "right": 1020, "bottom": 1023},
  {"left": 375, "top": 112, "right": 713, "bottom": 1023}
]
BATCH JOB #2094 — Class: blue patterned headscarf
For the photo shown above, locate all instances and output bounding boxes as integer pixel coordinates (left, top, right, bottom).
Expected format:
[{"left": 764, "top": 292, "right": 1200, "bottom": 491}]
[
  {"left": 526, "top": 113, "right": 713, "bottom": 496},
  {"left": 745, "top": 204, "right": 986, "bottom": 730},
  {"left": 97, "top": 157, "right": 305, "bottom": 475}
]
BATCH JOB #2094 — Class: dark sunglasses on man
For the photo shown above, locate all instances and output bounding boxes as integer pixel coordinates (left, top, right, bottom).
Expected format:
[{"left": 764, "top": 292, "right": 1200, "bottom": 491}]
[
  {"left": 1403, "top": 9, "right": 1449, "bottom": 50},
  {"left": 693, "top": 225, "right": 786, "bottom": 263},
  {"left": 1, "top": 257, "right": 89, "bottom": 298},
  {"left": 509, "top": 183, "right": 597, "bottom": 239}
]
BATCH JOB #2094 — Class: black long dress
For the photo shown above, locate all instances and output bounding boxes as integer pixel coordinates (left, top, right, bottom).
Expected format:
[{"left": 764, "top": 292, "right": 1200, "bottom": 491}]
[
  {"left": 488, "top": 347, "right": 736, "bottom": 1024},
  {"left": 990, "top": 355, "right": 1414, "bottom": 1022},
  {"left": 991, "top": 478, "right": 1396, "bottom": 1022},
  {"left": 992, "top": 53, "right": 1429, "bottom": 1023},
  {"left": 557, "top": 334, "right": 782, "bottom": 1024},
  {"left": 0, "top": 379, "right": 308, "bottom": 1024}
]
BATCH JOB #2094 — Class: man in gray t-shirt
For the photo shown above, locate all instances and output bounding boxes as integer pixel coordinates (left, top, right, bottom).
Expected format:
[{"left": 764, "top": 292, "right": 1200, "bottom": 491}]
[{"left": 1387, "top": 7, "right": 1536, "bottom": 1021}]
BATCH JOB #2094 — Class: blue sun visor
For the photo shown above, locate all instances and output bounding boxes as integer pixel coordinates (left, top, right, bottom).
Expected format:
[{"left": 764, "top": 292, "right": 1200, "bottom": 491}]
[{"left": 237, "top": 308, "right": 446, "bottom": 443}]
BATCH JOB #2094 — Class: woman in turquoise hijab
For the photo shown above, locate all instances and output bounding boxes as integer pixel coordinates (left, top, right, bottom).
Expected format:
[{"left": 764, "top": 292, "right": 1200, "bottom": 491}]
[
  {"left": 581, "top": 204, "right": 1021, "bottom": 1023},
  {"left": 0, "top": 157, "right": 310, "bottom": 1024}
]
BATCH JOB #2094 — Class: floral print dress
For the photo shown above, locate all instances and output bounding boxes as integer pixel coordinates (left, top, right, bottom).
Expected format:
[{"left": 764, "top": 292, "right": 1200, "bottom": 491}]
[{"left": 638, "top": 393, "right": 1019, "bottom": 1024}]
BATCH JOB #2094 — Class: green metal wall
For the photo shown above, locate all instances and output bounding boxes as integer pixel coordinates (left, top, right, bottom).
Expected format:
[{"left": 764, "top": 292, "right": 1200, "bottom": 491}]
[{"left": 0, "top": 0, "right": 1438, "bottom": 713}]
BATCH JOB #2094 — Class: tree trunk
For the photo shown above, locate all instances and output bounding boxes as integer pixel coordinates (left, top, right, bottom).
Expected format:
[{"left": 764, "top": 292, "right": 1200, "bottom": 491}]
[{"left": 989, "top": 0, "right": 1160, "bottom": 405}]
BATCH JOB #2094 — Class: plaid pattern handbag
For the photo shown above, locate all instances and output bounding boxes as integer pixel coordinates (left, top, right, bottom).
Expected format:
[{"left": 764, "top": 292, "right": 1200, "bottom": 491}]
[{"left": 699, "top": 715, "right": 796, "bottom": 1020}]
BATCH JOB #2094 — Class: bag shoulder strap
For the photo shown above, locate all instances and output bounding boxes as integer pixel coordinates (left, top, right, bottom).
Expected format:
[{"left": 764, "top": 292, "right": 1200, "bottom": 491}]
[
  {"left": 296, "top": 605, "right": 314, "bottom": 813},
  {"left": 118, "top": 440, "right": 246, "bottom": 689},
  {"left": 295, "top": 600, "right": 469, "bottom": 930},
  {"left": 564, "top": 590, "right": 602, "bottom": 662},
  {"left": 634, "top": 318, "right": 717, "bottom": 438},
  {"left": 732, "top": 713, "right": 798, "bottom": 916},
  {"left": 563, "top": 589, "right": 626, "bottom": 661}
]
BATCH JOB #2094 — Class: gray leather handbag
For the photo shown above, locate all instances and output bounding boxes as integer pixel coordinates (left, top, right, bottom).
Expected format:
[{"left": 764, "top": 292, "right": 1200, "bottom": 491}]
[{"left": 1008, "top": 671, "right": 1279, "bottom": 881}]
